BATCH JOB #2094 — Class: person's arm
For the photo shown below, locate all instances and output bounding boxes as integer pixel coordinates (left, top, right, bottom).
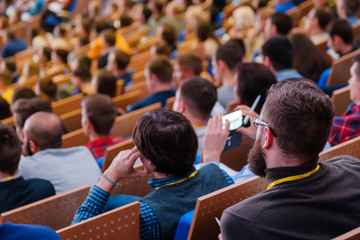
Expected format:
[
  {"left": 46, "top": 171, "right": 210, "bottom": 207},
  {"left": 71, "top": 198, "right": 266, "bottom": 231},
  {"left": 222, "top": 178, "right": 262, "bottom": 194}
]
[
  {"left": 72, "top": 147, "right": 149, "bottom": 224},
  {"left": 202, "top": 114, "right": 230, "bottom": 163}
]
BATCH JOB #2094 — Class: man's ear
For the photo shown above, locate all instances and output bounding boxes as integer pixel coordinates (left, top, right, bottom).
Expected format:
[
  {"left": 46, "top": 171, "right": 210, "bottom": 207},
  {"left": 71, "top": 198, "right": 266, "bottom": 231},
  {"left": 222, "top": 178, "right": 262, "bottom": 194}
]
[
  {"left": 264, "top": 56, "right": 272, "bottom": 68},
  {"left": 271, "top": 25, "right": 277, "bottom": 36},
  {"left": 262, "top": 127, "right": 274, "bottom": 150},
  {"left": 178, "top": 99, "right": 186, "bottom": 114},
  {"left": 333, "top": 35, "right": 343, "bottom": 46},
  {"left": 218, "top": 59, "right": 227, "bottom": 72},
  {"left": 141, "top": 156, "right": 157, "bottom": 173},
  {"left": 29, "top": 139, "right": 39, "bottom": 154}
]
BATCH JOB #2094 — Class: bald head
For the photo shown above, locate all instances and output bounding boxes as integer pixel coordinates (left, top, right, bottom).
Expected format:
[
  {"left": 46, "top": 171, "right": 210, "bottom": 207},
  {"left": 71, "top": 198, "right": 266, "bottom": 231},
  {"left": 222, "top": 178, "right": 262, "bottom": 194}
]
[{"left": 24, "top": 112, "right": 62, "bottom": 150}]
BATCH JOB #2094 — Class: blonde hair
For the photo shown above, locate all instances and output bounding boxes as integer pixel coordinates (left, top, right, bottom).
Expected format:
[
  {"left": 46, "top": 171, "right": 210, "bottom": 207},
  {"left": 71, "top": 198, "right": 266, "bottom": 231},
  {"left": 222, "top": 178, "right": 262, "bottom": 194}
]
[{"left": 233, "top": 6, "right": 256, "bottom": 30}]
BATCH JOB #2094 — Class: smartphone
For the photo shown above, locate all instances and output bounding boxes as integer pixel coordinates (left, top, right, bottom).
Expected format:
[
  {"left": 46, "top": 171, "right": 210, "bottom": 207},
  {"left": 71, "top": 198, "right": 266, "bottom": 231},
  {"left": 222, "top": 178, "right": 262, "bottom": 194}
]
[{"left": 222, "top": 110, "right": 243, "bottom": 131}]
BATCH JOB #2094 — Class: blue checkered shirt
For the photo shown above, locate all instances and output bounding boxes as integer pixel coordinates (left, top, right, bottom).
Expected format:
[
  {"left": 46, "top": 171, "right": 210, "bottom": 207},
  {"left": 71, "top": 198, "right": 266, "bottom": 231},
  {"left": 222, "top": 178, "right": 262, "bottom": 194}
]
[{"left": 72, "top": 168, "right": 234, "bottom": 239}]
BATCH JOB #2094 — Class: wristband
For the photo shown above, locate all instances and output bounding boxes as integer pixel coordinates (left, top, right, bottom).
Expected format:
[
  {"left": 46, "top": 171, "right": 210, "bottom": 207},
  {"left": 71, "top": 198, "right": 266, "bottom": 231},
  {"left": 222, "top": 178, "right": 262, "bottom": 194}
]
[{"left": 102, "top": 174, "right": 119, "bottom": 186}]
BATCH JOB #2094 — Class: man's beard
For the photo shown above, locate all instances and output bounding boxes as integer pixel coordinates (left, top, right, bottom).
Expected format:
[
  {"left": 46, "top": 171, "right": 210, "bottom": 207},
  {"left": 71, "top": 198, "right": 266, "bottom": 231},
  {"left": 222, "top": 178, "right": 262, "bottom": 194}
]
[{"left": 248, "top": 138, "right": 266, "bottom": 177}]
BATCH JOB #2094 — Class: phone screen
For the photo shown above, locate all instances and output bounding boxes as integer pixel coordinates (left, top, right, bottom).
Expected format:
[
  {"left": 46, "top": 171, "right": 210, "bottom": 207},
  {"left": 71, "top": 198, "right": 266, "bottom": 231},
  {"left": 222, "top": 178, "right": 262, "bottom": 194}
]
[{"left": 222, "top": 110, "right": 243, "bottom": 131}]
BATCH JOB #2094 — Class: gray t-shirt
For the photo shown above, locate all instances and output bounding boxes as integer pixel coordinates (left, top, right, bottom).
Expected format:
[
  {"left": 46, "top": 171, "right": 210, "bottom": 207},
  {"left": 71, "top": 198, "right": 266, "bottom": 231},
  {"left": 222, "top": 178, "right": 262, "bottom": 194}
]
[
  {"left": 217, "top": 85, "right": 234, "bottom": 109},
  {"left": 19, "top": 147, "right": 101, "bottom": 194}
]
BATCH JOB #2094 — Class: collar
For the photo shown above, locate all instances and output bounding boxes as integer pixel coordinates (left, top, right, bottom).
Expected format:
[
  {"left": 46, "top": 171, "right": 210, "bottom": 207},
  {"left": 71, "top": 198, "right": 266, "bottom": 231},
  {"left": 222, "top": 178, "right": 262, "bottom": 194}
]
[
  {"left": 347, "top": 104, "right": 360, "bottom": 115},
  {"left": 0, "top": 174, "right": 21, "bottom": 183},
  {"left": 265, "top": 158, "right": 319, "bottom": 184},
  {"left": 147, "top": 168, "right": 197, "bottom": 190},
  {"left": 88, "top": 136, "right": 114, "bottom": 146},
  {"left": 276, "top": 68, "right": 296, "bottom": 76}
]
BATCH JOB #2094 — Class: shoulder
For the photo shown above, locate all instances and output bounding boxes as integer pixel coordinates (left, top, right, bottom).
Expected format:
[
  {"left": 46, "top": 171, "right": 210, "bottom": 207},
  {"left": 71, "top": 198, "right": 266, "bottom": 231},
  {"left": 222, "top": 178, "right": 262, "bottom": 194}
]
[{"left": 0, "top": 223, "right": 62, "bottom": 240}]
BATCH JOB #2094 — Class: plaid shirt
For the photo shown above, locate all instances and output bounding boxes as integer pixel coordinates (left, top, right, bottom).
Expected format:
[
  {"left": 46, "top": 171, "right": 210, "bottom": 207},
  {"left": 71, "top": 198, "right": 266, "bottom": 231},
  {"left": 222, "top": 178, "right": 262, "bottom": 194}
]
[
  {"left": 72, "top": 168, "right": 234, "bottom": 240},
  {"left": 328, "top": 104, "right": 360, "bottom": 146},
  {"left": 85, "top": 136, "right": 124, "bottom": 159}
]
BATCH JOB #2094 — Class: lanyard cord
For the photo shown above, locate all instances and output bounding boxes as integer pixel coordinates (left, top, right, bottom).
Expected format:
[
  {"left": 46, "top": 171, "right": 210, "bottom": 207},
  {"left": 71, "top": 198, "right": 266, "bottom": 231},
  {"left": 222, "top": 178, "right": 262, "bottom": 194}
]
[
  {"left": 155, "top": 170, "right": 199, "bottom": 191},
  {"left": 266, "top": 165, "right": 320, "bottom": 190}
]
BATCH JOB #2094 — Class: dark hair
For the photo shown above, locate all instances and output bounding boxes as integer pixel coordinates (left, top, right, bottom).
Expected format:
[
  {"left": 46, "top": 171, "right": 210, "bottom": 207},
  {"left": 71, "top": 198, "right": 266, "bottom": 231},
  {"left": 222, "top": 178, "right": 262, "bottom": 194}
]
[
  {"left": 102, "top": 29, "right": 116, "bottom": 46},
  {"left": 288, "top": 33, "right": 332, "bottom": 83},
  {"left": 95, "top": 19, "right": 113, "bottom": 34},
  {"left": 328, "top": 19, "right": 354, "bottom": 45},
  {"left": 6, "top": 31, "right": 15, "bottom": 40},
  {"left": 0, "top": 96, "right": 11, "bottom": 120},
  {"left": 57, "top": 25, "right": 67, "bottom": 37},
  {"left": 79, "top": 34, "right": 90, "bottom": 46},
  {"left": 113, "top": 50, "right": 130, "bottom": 70},
  {"left": 178, "top": 54, "right": 202, "bottom": 76},
  {"left": 95, "top": 70, "right": 117, "bottom": 98},
  {"left": 147, "top": 57, "right": 173, "bottom": 83},
  {"left": 353, "top": 54, "right": 360, "bottom": 77},
  {"left": 12, "top": 98, "right": 52, "bottom": 129},
  {"left": 215, "top": 43, "right": 243, "bottom": 70},
  {"left": 11, "top": 86, "right": 37, "bottom": 104},
  {"left": 37, "top": 77, "right": 57, "bottom": 101},
  {"left": 262, "top": 35, "right": 294, "bottom": 71},
  {"left": 4, "top": 60, "right": 16, "bottom": 73},
  {"left": 0, "top": 122, "right": 22, "bottom": 175},
  {"left": 270, "top": 13, "right": 292, "bottom": 35},
  {"left": 133, "top": 109, "right": 198, "bottom": 177},
  {"left": 343, "top": 0, "right": 360, "bottom": 17},
  {"left": 152, "top": 41, "right": 172, "bottom": 58},
  {"left": 161, "top": 23, "right": 176, "bottom": 46},
  {"left": 180, "top": 77, "right": 217, "bottom": 119},
  {"left": 42, "top": 47, "right": 52, "bottom": 62},
  {"left": 76, "top": 54, "right": 92, "bottom": 70},
  {"left": 74, "top": 66, "right": 91, "bottom": 83},
  {"left": 0, "top": 72, "right": 12, "bottom": 86},
  {"left": 120, "top": 14, "right": 133, "bottom": 27},
  {"left": 315, "top": 7, "right": 334, "bottom": 30},
  {"left": 227, "top": 38, "right": 246, "bottom": 57},
  {"left": 196, "top": 20, "right": 220, "bottom": 45},
  {"left": 142, "top": 7, "right": 152, "bottom": 22},
  {"left": 236, "top": 63, "right": 276, "bottom": 113},
  {"left": 82, "top": 94, "right": 117, "bottom": 135},
  {"left": 55, "top": 49, "right": 69, "bottom": 65},
  {"left": 263, "top": 80, "right": 334, "bottom": 160}
]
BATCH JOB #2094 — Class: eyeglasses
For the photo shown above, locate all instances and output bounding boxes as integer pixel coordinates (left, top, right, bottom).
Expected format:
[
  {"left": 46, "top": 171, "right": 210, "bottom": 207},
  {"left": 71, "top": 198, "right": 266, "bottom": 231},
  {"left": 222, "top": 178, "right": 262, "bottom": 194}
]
[{"left": 253, "top": 117, "right": 278, "bottom": 137}]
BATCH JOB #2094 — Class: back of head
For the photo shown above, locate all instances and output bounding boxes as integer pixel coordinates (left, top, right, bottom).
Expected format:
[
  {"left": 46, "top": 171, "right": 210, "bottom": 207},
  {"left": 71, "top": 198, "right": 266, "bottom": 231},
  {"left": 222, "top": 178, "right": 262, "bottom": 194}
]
[
  {"left": 315, "top": 7, "right": 334, "bottom": 31},
  {"left": 82, "top": 93, "right": 117, "bottom": 136},
  {"left": 270, "top": 13, "right": 292, "bottom": 35},
  {"left": 114, "top": 50, "right": 130, "bottom": 70},
  {"left": 55, "top": 49, "right": 69, "bottom": 65},
  {"left": 343, "top": 0, "right": 360, "bottom": 17},
  {"left": 76, "top": 54, "right": 92, "bottom": 70},
  {"left": 178, "top": 54, "right": 202, "bottom": 76},
  {"left": 120, "top": 14, "right": 134, "bottom": 27},
  {"left": 236, "top": 63, "right": 276, "bottom": 113},
  {"left": 196, "top": 20, "right": 214, "bottom": 42},
  {"left": 0, "top": 96, "right": 11, "bottom": 120},
  {"left": 152, "top": 41, "right": 172, "bottom": 58},
  {"left": 74, "top": 66, "right": 91, "bottom": 83},
  {"left": 12, "top": 98, "right": 52, "bottom": 130},
  {"left": 0, "top": 122, "right": 21, "bottom": 175},
  {"left": 180, "top": 77, "right": 217, "bottom": 119},
  {"left": 262, "top": 35, "right": 294, "bottom": 71},
  {"left": 95, "top": 19, "right": 112, "bottom": 34},
  {"left": 94, "top": 70, "right": 117, "bottom": 98},
  {"left": 102, "top": 29, "right": 116, "bottom": 47},
  {"left": 263, "top": 80, "right": 334, "bottom": 160},
  {"left": 0, "top": 72, "right": 12, "bottom": 86},
  {"left": 328, "top": 19, "right": 354, "bottom": 45},
  {"left": 215, "top": 43, "right": 243, "bottom": 70},
  {"left": 11, "top": 86, "right": 36, "bottom": 105},
  {"left": 147, "top": 57, "right": 173, "bottom": 83},
  {"left": 227, "top": 38, "right": 246, "bottom": 57},
  {"left": 133, "top": 109, "right": 198, "bottom": 177},
  {"left": 24, "top": 112, "right": 62, "bottom": 150},
  {"left": 37, "top": 77, "right": 57, "bottom": 101},
  {"left": 6, "top": 31, "right": 15, "bottom": 41},
  {"left": 161, "top": 23, "right": 176, "bottom": 46},
  {"left": 233, "top": 5, "right": 255, "bottom": 30}
]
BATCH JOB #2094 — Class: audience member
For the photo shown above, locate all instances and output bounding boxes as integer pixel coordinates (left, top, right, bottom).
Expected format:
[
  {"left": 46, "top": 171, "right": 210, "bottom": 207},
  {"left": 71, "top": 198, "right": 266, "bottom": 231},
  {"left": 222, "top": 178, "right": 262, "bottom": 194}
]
[
  {"left": 234, "top": 62, "right": 276, "bottom": 114},
  {"left": 228, "top": 6, "right": 256, "bottom": 38},
  {"left": 35, "top": 77, "right": 57, "bottom": 103},
  {"left": 0, "top": 72, "right": 14, "bottom": 103},
  {"left": 70, "top": 54, "right": 92, "bottom": 72},
  {"left": 18, "top": 61, "right": 40, "bottom": 85},
  {"left": 304, "top": 7, "right": 333, "bottom": 45},
  {"left": 127, "top": 58, "right": 175, "bottom": 112},
  {"left": 0, "top": 96, "right": 11, "bottom": 120},
  {"left": 262, "top": 35, "right": 303, "bottom": 81},
  {"left": 156, "top": 23, "right": 177, "bottom": 52},
  {"left": 212, "top": 43, "right": 243, "bottom": 108},
  {"left": 150, "top": 40, "right": 172, "bottom": 59},
  {"left": 327, "top": 19, "right": 357, "bottom": 58},
  {"left": 328, "top": 54, "right": 360, "bottom": 146},
  {"left": 0, "top": 122, "right": 55, "bottom": 213},
  {"left": 1, "top": 31, "right": 27, "bottom": 58},
  {"left": 72, "top": 109, "right": 233, "bottom": 239},
  {"left": 264, "top": 13, "right": 292, "bottom": 39},
  {"left": 0, "top": 60, "right": 19, "bottom": 83},
  {"left": 289, "top": 33, "right": 332, "bottom": 83},
  {"left": 336, "top": 0, "right": 360, "bottom": 26},
  {"left": 160, "top": 2, "right": 186, "bottom": 37},
  {"left": 91, "top": 70, "right": 117, "bottom": 98},
  {"left": 81, "top": 94, "right": 124, "bottom": 161},
  {"left": 10, "top": 87, "right": 36, "bottom": 105},
  {"left": 173, "top": 77, "right": 217, "bottom": 156},
  {"left": 218, "top": 80, "right": 360, "bottom": 239},
  {"left": 50, "top": 25, "right": 72, "bottom": 52},
  {"left": 196, "top": 20, "right": 220, "bottom": 59},
  {"left": 19, "top": 112, "right": 101, "bottom": 194},
  {"left": 72, "top": 67, "right": 92, "bottom": 95},
  {"left": 107, "top": 49, "right": 134, "bottom": 87},
  {"left": 98, "top": 29, "right": 118, "bottom": 69}
]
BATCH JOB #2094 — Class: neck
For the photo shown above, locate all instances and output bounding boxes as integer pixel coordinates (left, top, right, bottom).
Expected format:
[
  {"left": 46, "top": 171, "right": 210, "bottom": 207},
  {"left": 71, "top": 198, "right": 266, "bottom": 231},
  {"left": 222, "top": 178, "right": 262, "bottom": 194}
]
[
  {"left": 152, "top": 83, "right": 172, "bottom": 93},
  {"left": 80, "top": 82, "right": 91, "bottom": 92},
  {"left": 89, "top": 132, "right": 109, "bottom": 142},
  {"left": 265, "top": 150, "right": 309, "bottom": 169},
  {"left": 340, "top": 44, "right": 354, "bottom": 55},
  {"left": 115, "top": 69, "right": 127, "bottom": 76},
  {"left": 185, "top": 114, "right": 206, "bottom": 127},
  {"left": 153, "top": 172, "right": 172, "bottom": 179},
  {"left": 222, "top": 72, "right": 236, "bottom": 86},
  {"left": 309, "top": 27, "right": 325, "bottom": 36},
  {"left": 0, "top": 170, "right": 18, "bottom": 179}
]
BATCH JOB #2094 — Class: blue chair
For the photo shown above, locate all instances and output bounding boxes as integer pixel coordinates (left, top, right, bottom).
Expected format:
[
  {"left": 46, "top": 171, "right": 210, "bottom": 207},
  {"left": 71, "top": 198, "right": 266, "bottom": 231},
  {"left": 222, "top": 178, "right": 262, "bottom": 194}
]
[
  {"left": 45, "top": 0, "right": 77, "bottom": 27},
  {"left": 177, "top": 29, "right": 187, "bottom": 44},
  {"left": 214, "top": 12, "right": 224, "bottom": 28},
  {"left": 318, "top": 67, "right": 332, "bottom": 88},
  {"left": 174, "top": 210, "right": 194, "bottom": 240}
]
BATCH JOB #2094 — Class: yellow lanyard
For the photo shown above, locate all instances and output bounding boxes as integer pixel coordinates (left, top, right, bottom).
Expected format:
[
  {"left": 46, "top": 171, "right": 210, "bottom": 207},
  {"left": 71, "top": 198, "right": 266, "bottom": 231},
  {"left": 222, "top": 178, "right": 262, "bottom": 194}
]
[
  {"left": 193, "top": 125, "right": 206, "bottom": 129},
  {"left": 0, "top": 176, "right": 19, "bottom": 182},
  {"left": 266, "top": 165, "right": 320, "bottom": 190},
  {"left": 155, "top": 170, "right": 199, "bottom": 191}
]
